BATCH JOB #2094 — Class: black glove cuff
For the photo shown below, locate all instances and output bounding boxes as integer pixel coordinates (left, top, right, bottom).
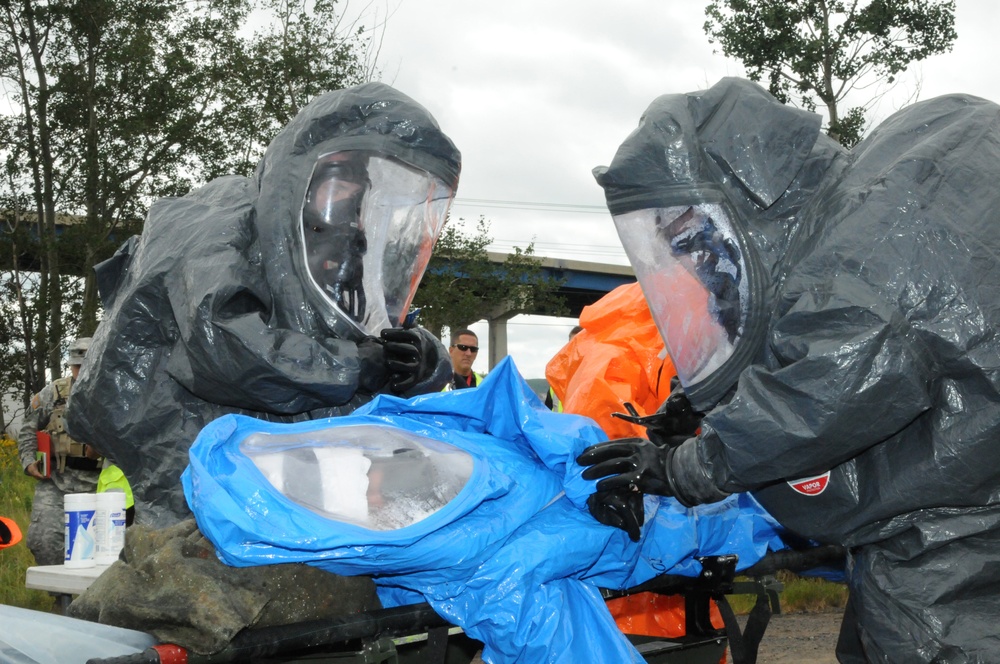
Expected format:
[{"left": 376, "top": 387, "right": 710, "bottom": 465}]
[
  {"left": 356, "top": 336, "right": 389, "bottom": 393},
  {"left": 665, "top": 438, "right": 730, "bottom": 508},
  {"left": 396, "top": 327, "right": 451, "bottom": 397}
]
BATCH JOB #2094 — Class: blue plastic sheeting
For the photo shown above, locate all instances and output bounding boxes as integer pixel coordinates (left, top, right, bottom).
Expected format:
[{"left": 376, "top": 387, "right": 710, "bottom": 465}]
[{"left": 184, "top": 357, "right": 786, "bottom": 663}]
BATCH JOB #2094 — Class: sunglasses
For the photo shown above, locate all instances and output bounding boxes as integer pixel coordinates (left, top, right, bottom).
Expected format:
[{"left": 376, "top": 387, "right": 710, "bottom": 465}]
[{"left": 452, "top": 344, "right": 479, "bottom": 353}]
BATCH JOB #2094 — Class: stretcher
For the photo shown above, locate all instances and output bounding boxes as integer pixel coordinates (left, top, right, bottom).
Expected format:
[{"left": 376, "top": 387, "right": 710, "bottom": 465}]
[{"left": 82, "top": 545, "right": 845, "bottom": 664}]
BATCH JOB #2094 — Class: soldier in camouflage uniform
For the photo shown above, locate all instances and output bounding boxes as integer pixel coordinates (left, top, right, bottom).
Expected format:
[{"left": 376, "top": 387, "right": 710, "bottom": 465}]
[{"left": 17, "top": 337, "right": 102, "bottom": 565}]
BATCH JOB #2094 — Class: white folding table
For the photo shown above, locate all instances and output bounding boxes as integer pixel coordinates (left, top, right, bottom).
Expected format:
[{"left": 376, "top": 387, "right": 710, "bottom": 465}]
[{"left": 25, "top": 563, "right": 109, "bottom": 613}]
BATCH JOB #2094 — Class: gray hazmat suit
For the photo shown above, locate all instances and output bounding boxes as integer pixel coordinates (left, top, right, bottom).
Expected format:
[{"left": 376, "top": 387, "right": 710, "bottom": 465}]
[
  {"left": 593, "top": 78, "right": 1000, "bottom": 662},
  {"left": 66, "top": 83, "right": 460, "bottom": 528}
]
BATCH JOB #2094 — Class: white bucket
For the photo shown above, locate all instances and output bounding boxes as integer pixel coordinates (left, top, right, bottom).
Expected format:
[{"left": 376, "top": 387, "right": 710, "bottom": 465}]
[{"left": 94, "top": 491, "right": 127, "bottom": 565}]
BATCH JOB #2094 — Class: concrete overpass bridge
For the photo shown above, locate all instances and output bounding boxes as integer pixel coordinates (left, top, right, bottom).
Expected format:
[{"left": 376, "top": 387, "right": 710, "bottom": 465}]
[
  {"left": 2, "top": 216, "right": 637, "bottom": 370},
  {"left": 482, "top": 252, "right": 635, "bottom": 369}
]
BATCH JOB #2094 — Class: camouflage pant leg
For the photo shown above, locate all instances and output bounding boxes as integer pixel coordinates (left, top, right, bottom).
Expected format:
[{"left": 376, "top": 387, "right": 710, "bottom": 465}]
[{"left": 26, "top": 480, "right": 68, "bottom": 566}]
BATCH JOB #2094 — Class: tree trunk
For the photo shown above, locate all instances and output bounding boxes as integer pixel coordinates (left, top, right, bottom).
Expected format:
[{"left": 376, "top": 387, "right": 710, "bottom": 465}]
[
  {"left": 5, "top": 1, "right": 59, "bottom": 389},
  {"left": 81, "top": 26, "right": 103, "bottom": 336}
]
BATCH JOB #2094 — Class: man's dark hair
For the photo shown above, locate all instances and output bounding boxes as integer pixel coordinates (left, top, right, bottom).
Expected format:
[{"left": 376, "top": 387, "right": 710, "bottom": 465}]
[
  {"left": 450, "top": 329, "right": 478, "bottom": 345},
  {"left": 569, "top": 325, "right": 583, "bottom": 339}
]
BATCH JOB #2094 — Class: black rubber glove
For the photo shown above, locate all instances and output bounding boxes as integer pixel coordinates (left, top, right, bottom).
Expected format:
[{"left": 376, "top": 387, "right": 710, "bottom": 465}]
[
  {"left": 645, "top": 380, "right": 704, "bottom": 445},
  {"left": 610, "top": 379, "right": 702, "bottom": 446},
  {"left": 355, "top": 336, "right": 389, "bottom": 393},
  {"left": 577, "top": 437, "right": 674, "bottom": 495},
  {"left": 578, "top": 436, "right": 731, "bottom": 509},
  {"left": 380, "top": 327, "right": 437, "bottom": 395},
  {"left": 586, "top": 489, "right": 645, "bottom": 542}
]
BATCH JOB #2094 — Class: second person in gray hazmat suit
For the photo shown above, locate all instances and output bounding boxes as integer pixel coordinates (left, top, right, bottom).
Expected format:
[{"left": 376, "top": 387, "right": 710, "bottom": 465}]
[
  {"left": 66, "top": 83, "right": 460, "bottom": 528},
  {"left": 577, "top": 77, "right": 1000, "bottom": 663}
]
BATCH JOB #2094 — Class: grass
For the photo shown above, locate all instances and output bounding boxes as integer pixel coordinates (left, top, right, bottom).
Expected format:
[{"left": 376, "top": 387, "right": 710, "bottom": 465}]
[
  {"left": 775, "top": 570, "right": 849, "bottom": 612},
  {"left": 0, "top": 436, "right": 56, "bottom": 612},
  {"left": 727, "top": 570, "right": 848, "bottom": 614}
]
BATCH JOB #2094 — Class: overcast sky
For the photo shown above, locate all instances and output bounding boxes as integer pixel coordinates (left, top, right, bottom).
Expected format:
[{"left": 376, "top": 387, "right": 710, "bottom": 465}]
[{"left": 367, "top": 0, "right": 1000, "bottom": 381}]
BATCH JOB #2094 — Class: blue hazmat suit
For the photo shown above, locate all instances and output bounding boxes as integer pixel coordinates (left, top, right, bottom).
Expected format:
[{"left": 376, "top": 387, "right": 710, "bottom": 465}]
[{"left": 184, "top": 358, "right": 788, "bottom": 664}]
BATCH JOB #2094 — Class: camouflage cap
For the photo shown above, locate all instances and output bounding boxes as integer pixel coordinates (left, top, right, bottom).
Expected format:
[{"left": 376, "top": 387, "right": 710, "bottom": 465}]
[{"left": 68, "top": 337, "right": 92, "bottom": 366}]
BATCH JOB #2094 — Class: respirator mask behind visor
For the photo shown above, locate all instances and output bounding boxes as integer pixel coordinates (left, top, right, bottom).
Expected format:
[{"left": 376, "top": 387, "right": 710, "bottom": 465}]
[
  {"left": 301, "top": 151, "right": 454, "bottom": 337},
  {"left": 614, "top": 201, "right": 750, "bottom": 388}
]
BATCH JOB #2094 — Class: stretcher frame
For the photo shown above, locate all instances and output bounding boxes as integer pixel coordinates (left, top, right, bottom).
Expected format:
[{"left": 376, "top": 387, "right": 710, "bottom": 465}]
[{"left": 85, "top": 545, "right": 846, "bottom": 664}]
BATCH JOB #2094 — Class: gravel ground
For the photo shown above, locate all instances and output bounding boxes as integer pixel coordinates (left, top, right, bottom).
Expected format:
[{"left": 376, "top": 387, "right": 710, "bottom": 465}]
[{"left": 726, "top": 610, "right": 844, "bottom": 664}]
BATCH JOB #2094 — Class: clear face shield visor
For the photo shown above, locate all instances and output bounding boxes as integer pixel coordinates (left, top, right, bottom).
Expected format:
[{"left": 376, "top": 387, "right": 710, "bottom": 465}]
[
  {"left": 301, "top": 151, "right": 454, "bottom": 337},
  {"left": 242, "top": 425, "right": 474, "bottom": 531},
  {"left": 613, "top": 203, "right": 750, "bottom": 388}
]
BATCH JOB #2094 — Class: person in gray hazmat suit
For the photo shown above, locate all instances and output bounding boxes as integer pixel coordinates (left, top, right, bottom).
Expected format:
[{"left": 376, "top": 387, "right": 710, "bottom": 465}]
[
  {"left": 577, "top": 77, "right": 1000, "bottom": 663},
  {"left": 66, "top": 83, "right": 460, "bottom": 529}
]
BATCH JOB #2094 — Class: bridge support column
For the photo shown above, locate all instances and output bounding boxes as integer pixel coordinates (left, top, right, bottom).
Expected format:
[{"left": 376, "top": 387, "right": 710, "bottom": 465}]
[{"left": 487, "top": 312, "right": 515, "bottom": 370}]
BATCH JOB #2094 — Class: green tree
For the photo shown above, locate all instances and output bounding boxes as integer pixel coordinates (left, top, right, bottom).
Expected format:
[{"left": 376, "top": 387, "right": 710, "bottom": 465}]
[
  {"left": 704, "top": 0, "right": 956, "bottom": 147},
  {"left": 48, "top": 0, "right": 249, "bottom": 332},
  {"left": 0, "top": 0, "right": 376, "bottom": 403},
  {"left": 208, "top": 0, "right": 377, "bottom": 178},
  {"left": 412, "top": 216, "right": 567, "bottom": 338}
]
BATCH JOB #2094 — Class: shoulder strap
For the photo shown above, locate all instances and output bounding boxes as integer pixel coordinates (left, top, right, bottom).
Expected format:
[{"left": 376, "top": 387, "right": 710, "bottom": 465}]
[{"left": 52, "top": 377, "right": 73, "bottom": 403}]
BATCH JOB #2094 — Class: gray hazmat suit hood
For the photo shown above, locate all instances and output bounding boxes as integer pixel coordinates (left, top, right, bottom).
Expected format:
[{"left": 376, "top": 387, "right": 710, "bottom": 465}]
[
  {"left": 596, "top": 77, "right": 1000, "bottom": 661},
  {"left": 595, "top": 78, "right": 839, "bottom": 411},
  {"left": 66, "top": 83, "right": 460, "bottom": 527}
]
